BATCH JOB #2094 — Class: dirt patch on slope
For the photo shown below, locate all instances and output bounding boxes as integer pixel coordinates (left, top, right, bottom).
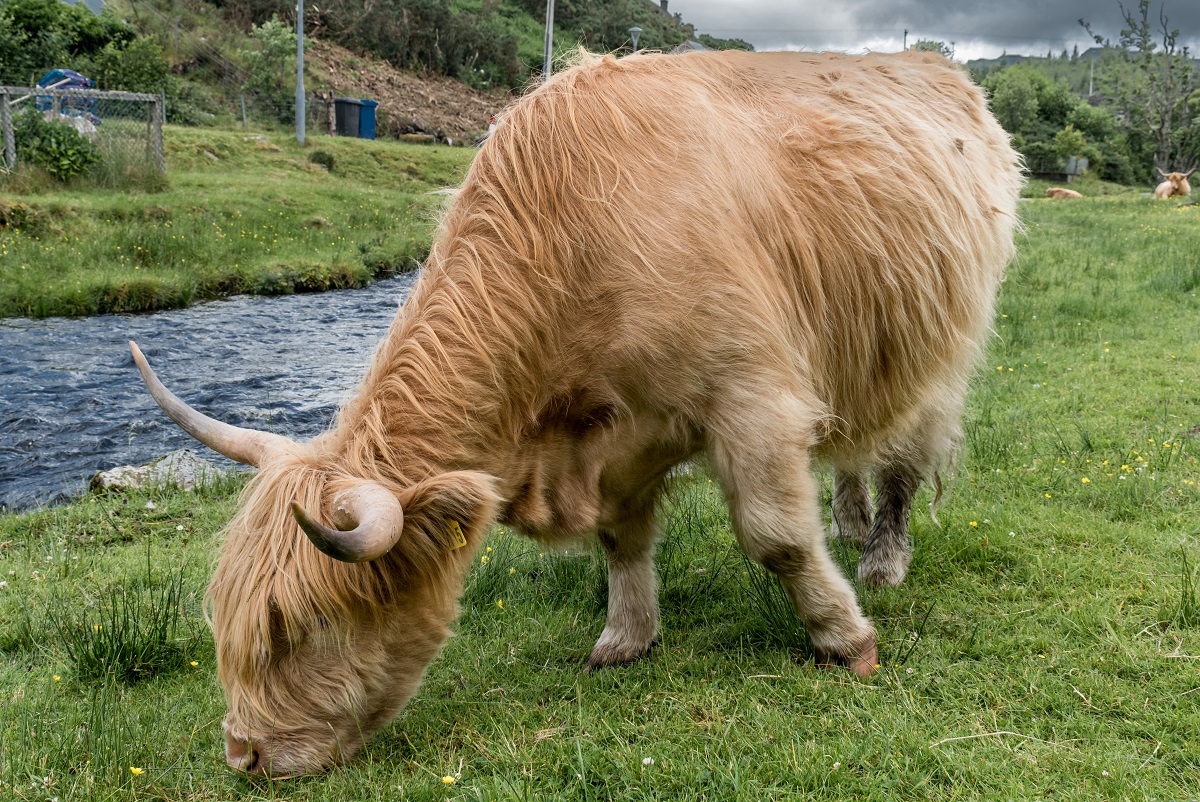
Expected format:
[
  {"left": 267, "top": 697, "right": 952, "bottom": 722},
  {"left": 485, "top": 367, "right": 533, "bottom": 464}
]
[{"left": 306, "top": 39, "right": 514, "bottom": 143}]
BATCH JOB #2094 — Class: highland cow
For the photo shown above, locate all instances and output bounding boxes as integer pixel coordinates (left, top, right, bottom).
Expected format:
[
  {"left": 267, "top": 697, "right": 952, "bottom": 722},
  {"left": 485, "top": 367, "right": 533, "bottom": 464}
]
[
  {"left": 132, "top": 49, "right": 1022, "bottom": 776},
  {"left": 1154, "top": 167, "right": 1194, "bottom": 198},
  {"left": 1045, "top": 187, "right": 1082, "bottom": 199}
]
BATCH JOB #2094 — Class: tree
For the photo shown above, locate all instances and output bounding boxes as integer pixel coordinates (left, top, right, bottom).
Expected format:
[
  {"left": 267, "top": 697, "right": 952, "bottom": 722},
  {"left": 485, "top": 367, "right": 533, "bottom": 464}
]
[
  {"left": 987, "top": 69, "right": 1040, "bottom": 137},
  {"left": 912, "top": 39, "right": 954, "bottom": 59},
  {"left": 1053, "top": 124, "right": 1087, "bottom": 160},
  {"left": 0, "top": 0, "right": 134, "bottom": 83},
  {"left": 1080, "top": 0, "right": 1198, "bottom": 172}
]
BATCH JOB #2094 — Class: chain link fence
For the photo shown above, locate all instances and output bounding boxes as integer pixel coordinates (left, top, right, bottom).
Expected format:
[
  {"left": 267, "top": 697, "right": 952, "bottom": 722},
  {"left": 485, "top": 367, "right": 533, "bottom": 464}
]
[{"left": 0, "top": 86, "right": 164, "bottom": 174}]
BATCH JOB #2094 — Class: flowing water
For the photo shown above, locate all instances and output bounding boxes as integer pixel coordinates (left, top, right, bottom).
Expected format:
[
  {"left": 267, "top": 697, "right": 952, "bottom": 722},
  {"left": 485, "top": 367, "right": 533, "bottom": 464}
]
[{"left": 0, "top": 275, "right": 418, "bottom": 512}]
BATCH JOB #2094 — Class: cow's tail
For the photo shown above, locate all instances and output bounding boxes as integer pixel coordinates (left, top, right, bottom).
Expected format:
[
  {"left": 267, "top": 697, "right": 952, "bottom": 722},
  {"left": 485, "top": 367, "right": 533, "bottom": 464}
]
[{"left": 928, "top": 448, "right": 960, "bottom": 527}]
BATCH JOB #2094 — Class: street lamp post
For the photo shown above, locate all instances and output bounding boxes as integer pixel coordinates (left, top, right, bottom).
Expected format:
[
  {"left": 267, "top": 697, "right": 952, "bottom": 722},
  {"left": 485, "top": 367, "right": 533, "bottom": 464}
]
[
  {"left": 296, "top": 0, "right": 305, "bottom": 144},
  {"left": 628, "top": 26, "right": 642, "bottom": 52},
  {"left": 543, "top": 0, "right": 555, "bottom": 81}
]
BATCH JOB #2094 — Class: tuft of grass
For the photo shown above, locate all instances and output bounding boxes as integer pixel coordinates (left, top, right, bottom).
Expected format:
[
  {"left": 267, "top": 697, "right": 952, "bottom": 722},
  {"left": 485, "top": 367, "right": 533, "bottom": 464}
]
[
  {"left": 1163, "top": 548, "right": 1199, "bottom": 629},
  {"left": 47, "top": 545, "right": 200, "bottom": 684}
]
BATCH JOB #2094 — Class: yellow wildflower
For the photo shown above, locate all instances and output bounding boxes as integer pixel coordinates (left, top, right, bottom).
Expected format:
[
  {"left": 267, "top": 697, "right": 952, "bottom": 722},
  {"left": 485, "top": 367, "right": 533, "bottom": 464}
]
[{"left": 130, "top": 767, "right": 144, "bottom": 776}]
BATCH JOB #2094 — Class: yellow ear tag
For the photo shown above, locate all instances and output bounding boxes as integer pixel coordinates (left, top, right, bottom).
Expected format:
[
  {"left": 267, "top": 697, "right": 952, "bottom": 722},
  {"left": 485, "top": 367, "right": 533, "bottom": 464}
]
[{"left": 448, "top": 519, "right": 468, "bottom": 550}]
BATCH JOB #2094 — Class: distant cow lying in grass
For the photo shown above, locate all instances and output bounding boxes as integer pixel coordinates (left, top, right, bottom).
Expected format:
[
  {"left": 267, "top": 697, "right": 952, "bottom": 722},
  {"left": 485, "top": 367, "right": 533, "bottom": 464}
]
[
  {"left": 132, "top": 49, "right": 1022, "bottom": 777},
  {"left": 1045, "top": 187, "right": 1082, "bottom": 199},
  {"left": 1154, "top": 168, "right": 1194, "bottom": 199}
]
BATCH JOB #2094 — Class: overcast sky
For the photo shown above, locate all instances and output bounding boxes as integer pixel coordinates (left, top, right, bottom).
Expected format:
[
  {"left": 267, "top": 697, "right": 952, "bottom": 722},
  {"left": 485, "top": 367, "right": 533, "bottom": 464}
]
[{"left": 666, "top": 0, "right": 1200, "bottom": 61}]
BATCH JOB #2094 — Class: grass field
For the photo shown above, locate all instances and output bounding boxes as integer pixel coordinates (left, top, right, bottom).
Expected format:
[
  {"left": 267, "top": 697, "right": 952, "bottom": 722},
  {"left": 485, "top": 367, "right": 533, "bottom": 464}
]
[
  {"left": 0, "top": 128, "right": 475, "bottom": 318},
  {"left": 2, "top": 192, "right": 1199, "bottom": 800}
]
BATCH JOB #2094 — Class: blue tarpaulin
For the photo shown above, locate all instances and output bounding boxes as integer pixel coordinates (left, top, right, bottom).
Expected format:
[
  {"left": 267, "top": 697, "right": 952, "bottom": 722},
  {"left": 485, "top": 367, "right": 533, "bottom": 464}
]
[{"left": 35, "top": 69, "right": 101, "bottom": 125}]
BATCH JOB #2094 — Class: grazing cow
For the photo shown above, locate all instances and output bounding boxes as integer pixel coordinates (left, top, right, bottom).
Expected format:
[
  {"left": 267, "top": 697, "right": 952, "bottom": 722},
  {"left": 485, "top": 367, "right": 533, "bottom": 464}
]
[
  {"left": 131, "top": 49, "right": 1021, "bottom": 777},
  {"left": 1154, "top": 167, "right": 1194, "bottom": 198},
  {"left": 1045, "top": 187, "right": 1082, "bottom": 199}
]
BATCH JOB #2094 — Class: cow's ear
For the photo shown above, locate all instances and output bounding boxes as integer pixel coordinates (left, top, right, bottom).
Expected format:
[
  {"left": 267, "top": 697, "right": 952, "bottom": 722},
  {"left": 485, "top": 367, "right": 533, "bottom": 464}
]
[{"left": 396, "top": 471, "right": 502, "bottom": 564}]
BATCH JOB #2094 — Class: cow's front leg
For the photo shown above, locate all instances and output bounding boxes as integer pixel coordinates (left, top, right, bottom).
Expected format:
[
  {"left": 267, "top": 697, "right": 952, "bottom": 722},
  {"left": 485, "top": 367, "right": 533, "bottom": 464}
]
[
  {"left": 707, "top": 390, "right": 877, "bottom": 676},
  {"left": 587, "top": 503, "right": 660, "bottom": 670}
]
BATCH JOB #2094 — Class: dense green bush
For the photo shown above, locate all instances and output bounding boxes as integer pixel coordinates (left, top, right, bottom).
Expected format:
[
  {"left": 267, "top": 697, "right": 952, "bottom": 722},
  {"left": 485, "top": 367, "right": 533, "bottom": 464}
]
[
  {"left": 0, "top": 0, "right": 134, "bottom": 83},
  {"left": 12, "top": 108, "right": 100, "bottom": 181},
  {"left": 87, "top": 36, "right": 172, "bottom": 94}
]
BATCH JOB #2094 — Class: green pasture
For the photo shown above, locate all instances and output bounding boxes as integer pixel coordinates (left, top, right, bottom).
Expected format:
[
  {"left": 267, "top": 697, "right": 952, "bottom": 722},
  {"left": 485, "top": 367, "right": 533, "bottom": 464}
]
[
  {"left": 0, "top": 129, "right": 474, "bottom": 319},
  {"left": 1, "top": 193, "right": 1199, "bottom": 799}
]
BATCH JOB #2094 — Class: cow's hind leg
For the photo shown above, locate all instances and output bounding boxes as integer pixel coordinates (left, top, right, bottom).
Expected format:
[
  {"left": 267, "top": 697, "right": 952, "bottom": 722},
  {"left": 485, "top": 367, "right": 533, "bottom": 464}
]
[
  {"left": 858, "top": 401, "right": 960, "bottom": 586},
  {"left": 708, "top": 396, "right": 877, "bottom": 675},
  {"left": 857, "top": 461, "right": 921, "bottom": 587},
  {"left": 587, "top": 495, "right": 660, "bottom": 670},
  {"left": 831, "top": 469, "right": 872, "bottom": 546}
]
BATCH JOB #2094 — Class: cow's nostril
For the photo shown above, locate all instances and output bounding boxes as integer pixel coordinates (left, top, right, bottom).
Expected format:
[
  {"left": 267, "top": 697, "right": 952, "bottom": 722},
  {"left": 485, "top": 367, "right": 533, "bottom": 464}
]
[{"left": 224, "top": 732, "right": 261, "bottom": 773}]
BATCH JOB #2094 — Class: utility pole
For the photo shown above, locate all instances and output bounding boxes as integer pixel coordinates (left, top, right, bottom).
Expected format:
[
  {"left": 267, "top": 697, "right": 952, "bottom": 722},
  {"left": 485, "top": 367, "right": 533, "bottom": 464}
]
[
  {"left": 296, "top": 0, "right": 305, "bottom": 144},
  {"left": 543, "top": 0, "right": 555, "bottom": 81},
  {"left": 903, "top": 29, "right": 907, "bottom": 51}
]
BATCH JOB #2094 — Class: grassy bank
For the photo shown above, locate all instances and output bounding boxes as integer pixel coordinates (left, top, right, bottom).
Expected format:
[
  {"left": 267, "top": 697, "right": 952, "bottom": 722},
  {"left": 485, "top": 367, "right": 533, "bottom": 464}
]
[
  {"left": 0, "top": 128, "right": 476, "bottom": 318},
  {"left": 2, "top": 193, "right": 1200, "bottom": 799}
]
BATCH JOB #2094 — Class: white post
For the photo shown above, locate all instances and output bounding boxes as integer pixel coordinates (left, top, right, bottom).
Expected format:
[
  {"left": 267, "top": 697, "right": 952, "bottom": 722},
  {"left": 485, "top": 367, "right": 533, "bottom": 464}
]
[
  {"left": 543, "top": 0, "right": 555, "bottom": 81},
  {"left": 296, "top": 0, "right": 305, "bottom": 144}
]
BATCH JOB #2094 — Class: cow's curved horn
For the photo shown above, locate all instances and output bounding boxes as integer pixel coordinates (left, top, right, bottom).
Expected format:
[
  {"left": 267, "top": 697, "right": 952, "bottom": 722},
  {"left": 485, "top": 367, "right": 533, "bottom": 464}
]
[
  {"left": 1185, "top": 168, "right": 1196, "bottom": 178},
  {"left": 1158, "top": 167, "right": 1168, "bottom": 177},
  {"left": 130, "top": 341, "right": 293, "bottom": 468},
  {"left": 291, "top": 483, "right": 405, "bottom": 563}
]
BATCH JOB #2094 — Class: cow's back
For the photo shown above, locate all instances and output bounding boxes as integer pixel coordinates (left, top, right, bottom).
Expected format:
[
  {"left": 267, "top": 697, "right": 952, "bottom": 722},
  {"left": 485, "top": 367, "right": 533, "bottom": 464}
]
[{"left": 433, "top": 50, "right": 1021, "bottom": 459}]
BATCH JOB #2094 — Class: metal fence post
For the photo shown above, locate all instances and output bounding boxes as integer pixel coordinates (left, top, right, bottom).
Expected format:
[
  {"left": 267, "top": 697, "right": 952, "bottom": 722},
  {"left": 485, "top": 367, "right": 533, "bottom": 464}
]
[
  {"left": 152, "top": 95, "right": 165, "bottom": 174},
  {"left": 1, "top": 90, "right": 14, "bottom": 171}
]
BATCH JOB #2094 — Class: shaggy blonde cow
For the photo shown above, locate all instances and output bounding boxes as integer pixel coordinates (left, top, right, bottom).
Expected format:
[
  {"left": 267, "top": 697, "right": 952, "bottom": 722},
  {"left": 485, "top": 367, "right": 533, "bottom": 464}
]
[
  {"left": 1154, "top": 167, "right": 1194, "bottom": 198},
  {"left": 1045, "top": 187, "right": 1082, "bottom": 199},
  {"left": 132, "top": 49, "right": 1021, "bottom": 777}
]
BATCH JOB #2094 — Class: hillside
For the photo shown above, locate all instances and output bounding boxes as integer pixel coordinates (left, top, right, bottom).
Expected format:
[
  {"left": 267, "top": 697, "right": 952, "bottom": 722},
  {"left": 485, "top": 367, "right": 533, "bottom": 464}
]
[
  {"left": 1, "top": 0, "right": 750, "bottom": 144},
  {"left": 306, "top": 39, "right": 503, "bottom": 142}
]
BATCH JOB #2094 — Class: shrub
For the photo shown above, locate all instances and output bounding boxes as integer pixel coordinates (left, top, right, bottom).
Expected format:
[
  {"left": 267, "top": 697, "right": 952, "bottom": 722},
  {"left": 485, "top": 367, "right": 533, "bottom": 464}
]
[
  {"left": 308, "top": 149, "right": 335, "bottom": 171},
  {"left": 13, "top": 108, "right": 100, "bottom": 181}
]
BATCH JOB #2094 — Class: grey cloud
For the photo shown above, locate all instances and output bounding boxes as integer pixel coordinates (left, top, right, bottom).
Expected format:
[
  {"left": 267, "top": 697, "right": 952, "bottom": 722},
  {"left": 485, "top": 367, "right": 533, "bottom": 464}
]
[{"left": 668, "top": 0, "right": 1200, "bottom": 58}]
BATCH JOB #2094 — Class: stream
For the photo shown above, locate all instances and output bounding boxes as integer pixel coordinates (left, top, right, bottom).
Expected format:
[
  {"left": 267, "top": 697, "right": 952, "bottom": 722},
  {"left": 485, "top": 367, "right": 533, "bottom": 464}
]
[{"left": 0, "top": 274, "right": 418, "bottom": 512}]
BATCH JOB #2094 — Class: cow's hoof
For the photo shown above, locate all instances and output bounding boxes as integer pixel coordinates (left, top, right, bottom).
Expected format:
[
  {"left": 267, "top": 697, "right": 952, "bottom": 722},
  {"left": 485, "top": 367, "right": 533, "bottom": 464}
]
[
  {"left": 585, "top": 633, "right": 654, "bottom": 672},
  {"left": 857, "top": 552, "right": 910, "bottom": 587},
  {"left": 814, "top": 638, "right": 878, "bottom": 677}
]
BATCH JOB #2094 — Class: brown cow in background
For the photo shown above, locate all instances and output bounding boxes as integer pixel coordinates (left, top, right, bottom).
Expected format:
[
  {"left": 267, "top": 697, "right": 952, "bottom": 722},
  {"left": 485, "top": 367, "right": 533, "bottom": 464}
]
[
  {"left": 1046, "top": 187, "right": 1083, "bottom": 199},
  {"left": 132, "top": 49, "right": 1022, "bottom": 777},
  {"left": 1154, "top": 167, "right": 1194, "bottom": 198}
]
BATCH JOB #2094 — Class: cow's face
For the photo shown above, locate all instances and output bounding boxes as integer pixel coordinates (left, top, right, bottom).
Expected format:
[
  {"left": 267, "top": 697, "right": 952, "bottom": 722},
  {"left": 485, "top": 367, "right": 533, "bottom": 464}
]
[
  {"left": 211, "top": 560, "right": 450, "bottom": 777},
  {"left": 207, "top": 464, "right": 497, "bottom": 777},
  {"left": 127, "top": 343, "right": 500, "bottom": 777}
]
